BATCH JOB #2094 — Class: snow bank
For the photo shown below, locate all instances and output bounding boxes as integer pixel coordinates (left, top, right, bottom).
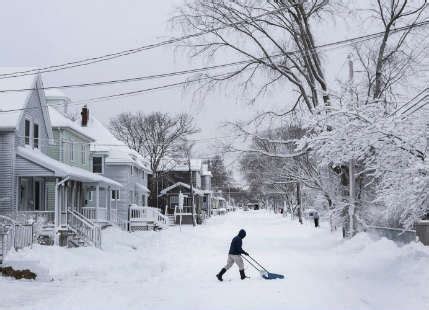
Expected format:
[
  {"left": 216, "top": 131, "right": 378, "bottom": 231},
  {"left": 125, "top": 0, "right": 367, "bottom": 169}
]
[{"left": 1, "top": 211, "right": 428, "bottom": 310}]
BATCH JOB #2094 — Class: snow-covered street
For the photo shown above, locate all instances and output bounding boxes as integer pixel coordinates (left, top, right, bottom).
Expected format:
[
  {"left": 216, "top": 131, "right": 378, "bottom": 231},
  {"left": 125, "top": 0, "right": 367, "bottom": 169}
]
[{"left": 1, "top": 211, "right": 429, "bottom": 310}]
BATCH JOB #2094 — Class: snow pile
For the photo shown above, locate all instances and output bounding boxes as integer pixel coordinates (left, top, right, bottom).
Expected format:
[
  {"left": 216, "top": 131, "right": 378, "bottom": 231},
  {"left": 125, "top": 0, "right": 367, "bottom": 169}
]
[{"left": 1, "top": 211, "right": 428, "bottom": 310}]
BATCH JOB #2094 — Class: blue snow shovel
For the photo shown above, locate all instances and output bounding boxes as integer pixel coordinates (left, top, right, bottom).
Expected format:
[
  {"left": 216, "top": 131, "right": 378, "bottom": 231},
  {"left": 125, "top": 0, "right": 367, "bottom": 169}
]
[{"left": 241, "top": 255, "right": 285, "bottom": 280}]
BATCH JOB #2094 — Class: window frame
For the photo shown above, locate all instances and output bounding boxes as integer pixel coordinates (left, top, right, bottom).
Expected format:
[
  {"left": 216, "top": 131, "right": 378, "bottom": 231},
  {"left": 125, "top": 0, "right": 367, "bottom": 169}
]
[
  {"left": 111, "top": 190, "right": 120, "bottom": 201},
  {"left": 68, "top": 141, "right": 74, "bottom": 162},
  {"left": 24, "top": 118, "right": 31, "bottom": 146},
  {"left": 33, "top": 122, "right": 39, "bottom": 149},
  {"left": 87, "top": 191, "right": 93, "bottom": 202},
  {"left": 81, "top": 144, "right": 87, "bottom": 165},
  {"left": 92, "top": 156, "right": 103, "bottom": 174}
]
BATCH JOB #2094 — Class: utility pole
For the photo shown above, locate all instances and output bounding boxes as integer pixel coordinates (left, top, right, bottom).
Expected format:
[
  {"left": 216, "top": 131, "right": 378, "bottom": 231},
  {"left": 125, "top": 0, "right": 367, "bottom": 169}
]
[
  {"left": 347, "top": 54, "right": 355, "bottom": 238},
  {"left": 297, "top": 182, "right": 303, "bottom": 224}
]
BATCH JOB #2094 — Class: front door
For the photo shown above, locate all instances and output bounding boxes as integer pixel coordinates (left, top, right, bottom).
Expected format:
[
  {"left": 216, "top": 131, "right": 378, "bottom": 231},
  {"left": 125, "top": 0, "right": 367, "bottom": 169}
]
[
  {"left": 19, "top": 177, "right": 31, "bottom": 210},
  {"left": 34, "top": 181, "right": 41, "bottom": 210}
]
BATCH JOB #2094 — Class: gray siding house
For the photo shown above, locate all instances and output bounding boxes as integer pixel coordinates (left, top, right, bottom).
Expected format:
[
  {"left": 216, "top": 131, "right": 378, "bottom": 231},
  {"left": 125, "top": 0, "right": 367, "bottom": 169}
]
[
  {"left": 0, "top": 72, "right": 120, "bottom": 247},
  {"left": 74, "top": 107, "right": 152, "bottom": 225}
]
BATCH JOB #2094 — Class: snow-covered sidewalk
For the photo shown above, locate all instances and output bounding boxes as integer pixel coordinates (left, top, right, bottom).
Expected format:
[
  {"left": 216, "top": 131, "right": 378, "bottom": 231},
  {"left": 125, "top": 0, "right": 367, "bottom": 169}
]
[{"left": 1, "top": 211, "right": 428, "bottom": 310}]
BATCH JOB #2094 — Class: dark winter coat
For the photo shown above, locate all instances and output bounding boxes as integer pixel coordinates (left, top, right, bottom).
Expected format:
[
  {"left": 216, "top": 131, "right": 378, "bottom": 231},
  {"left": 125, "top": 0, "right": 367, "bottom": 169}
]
[{"left": 229, "top": 229, "right": 248, "bottom": 255}]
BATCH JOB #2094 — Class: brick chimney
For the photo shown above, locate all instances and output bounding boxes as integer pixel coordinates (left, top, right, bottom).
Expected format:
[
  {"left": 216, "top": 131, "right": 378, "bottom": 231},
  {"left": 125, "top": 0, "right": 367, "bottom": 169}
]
[{"left": 81, "top": 105, "right": 89, "bottom": 127}]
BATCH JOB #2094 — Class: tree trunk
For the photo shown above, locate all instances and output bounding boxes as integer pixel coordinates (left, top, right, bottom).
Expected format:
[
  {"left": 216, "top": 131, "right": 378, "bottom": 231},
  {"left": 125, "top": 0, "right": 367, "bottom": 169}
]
[
  {"left": 297, "top": 182, "right": 303, "bottom": 224},
  {"left": 189, "top": 168, "right": 196, "bottom": 226}
]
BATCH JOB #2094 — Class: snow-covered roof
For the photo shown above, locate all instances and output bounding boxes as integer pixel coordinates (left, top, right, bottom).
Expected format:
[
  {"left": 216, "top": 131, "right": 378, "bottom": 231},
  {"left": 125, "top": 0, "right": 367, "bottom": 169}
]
[
  {"left": 17, "top": 147, "right": 121, "bottom": 187},
  {"left": 75, "top": 116, "right": 151, "bottom": 173},
  {"left": 159, "top": 158, "right": 202, "bottom": 172},
  {"left": 48, "top": 107, "right": 94, "bottom": 141},
  {"left": 135, "top": 183, "right": 150, "bottom": 193},
  {"left": 0, "top": 69, "right": 41, "bottom": 131},
  {"left": 159, "top": 182, "right": 204, "bottom": 196}
]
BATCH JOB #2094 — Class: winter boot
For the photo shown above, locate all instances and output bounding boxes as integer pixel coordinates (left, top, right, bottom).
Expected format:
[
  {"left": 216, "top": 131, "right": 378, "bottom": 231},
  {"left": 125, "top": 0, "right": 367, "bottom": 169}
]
[
  {"left": 239, "top": 269, "right": 247, "bottom": 280},
  {"left": 216, "top": 268, "right": 227, "bottom": 282}
]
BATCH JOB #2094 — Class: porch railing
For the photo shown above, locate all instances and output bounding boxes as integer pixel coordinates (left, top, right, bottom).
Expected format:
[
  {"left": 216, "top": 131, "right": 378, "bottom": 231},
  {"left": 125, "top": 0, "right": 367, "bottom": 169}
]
[
  {"left": 0, "top": 215, "right": 33, "bottom": 263},
  {"left": 81, "top": 207, "right": 107, "bottom": 222},
  {"left": 67, "top": 210, "right": 101, "bottom": 248},
  {"left": 81, "top": 207, "right": 96, "bottom": 220},
  {"left": 174, "top": 206, "right": 195, "bottom": 215},
  {"left": 17, "top": 210, "right": 55, "bottom": 225},
  {"left": 129, "top": 205, "right": 169, "bottom": 229}
]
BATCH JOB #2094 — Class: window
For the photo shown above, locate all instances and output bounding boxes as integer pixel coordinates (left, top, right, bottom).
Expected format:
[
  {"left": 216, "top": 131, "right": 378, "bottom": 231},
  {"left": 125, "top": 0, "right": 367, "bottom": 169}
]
[
  {"left": 87, "top": 191, "right": 93, "bottom": 201},
  {"left": 111, "top": 190, "right": 120, "bottom": 201},
  {"left": 69, "top": 142, "right": 74, "bottom": 161},
  {"left": 142, "top": 171, "right": 145, "bottom": 180},
  {"left": 129, "top": 191, "right": 133, "bottom": 204},
  {"left": 142, "top": 195, "right": 146, "bottom": 206},
  {"left": 33, "top": 123, "right": 39, "bottom": 149},
  {"left": 24, "top": 119, "right": 31, "bottom": 145},
  {"left": 170, "top": 195, "right": 179, "bottom": 204},
  {"left": 81, "top": 144, "right": 87, "bottom": 165},
  {"left": 130, "top": 165, "right": 134, "bottom": 176},
  {"left": 92, "top": 157, "right": 103, "bottom": 173}
]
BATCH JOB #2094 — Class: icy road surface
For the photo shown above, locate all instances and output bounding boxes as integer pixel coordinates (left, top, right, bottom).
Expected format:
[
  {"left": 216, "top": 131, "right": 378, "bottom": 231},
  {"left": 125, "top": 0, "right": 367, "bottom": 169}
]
[{"left": 1, "top": 211, "right": 428, "bottom": 310}]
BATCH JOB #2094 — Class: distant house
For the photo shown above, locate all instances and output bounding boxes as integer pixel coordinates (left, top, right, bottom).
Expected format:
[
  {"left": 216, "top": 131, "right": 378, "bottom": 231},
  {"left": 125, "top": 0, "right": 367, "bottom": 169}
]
[
  {"left": 74, "top": 106, "right": 152, "bottom": 226},
  {"left": 0, "top": 72, "right": 120, "bottom": 247},
  {"left": 156, "top": 159, "right": 214, "bottom": 224}
]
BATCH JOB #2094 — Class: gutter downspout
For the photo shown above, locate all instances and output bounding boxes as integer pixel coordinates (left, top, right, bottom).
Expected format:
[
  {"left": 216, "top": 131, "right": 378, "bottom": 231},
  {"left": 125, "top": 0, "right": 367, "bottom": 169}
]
[{"left": 54, "top": 176, "right": 70, "bottom": 245}]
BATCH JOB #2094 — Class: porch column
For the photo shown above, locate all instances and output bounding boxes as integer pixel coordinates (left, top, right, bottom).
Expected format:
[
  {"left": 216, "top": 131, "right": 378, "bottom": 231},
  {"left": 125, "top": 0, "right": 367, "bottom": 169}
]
[
  {"left": 76, "top": 183, "right": 81, "bottom": 211},
  {"left": 70, "top": 181, "right": 75, "bottom": 211},
  {"left": 106, "top": 186, "right": 111, "bottom": 221},
  {"left": 95, "top": 184, "right": 100, "bottom": 221},
  {"left": 64, "top": 182, "right": 69, "bottom": 226},
  {"left": 54, "top": 178, "right": 60, "bottom": 228},
  {"left": 15, "top": 176, "right": 20, "bottom": 213}
]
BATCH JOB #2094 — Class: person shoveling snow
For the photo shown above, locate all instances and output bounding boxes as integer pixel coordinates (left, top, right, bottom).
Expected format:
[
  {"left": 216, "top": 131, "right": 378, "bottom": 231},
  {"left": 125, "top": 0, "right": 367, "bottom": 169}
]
[{"left": 216, "top": 229, "right": 249, "bottom": 281}]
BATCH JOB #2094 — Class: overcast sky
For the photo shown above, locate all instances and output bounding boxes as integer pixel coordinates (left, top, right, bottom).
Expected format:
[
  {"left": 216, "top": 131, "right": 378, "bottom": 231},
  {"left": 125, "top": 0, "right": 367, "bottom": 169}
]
[{"left": 0, "top": 1, "right": 366, "bottom": 181}]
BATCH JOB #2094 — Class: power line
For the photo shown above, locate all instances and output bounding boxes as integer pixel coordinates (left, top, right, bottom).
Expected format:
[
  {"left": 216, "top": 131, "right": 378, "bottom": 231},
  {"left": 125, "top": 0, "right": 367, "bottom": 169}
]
[
  {"left": 1, "top": 19, "right": 429, "bottom": 113},
  {"left": 2, "top": 19, "right": 429, "bottom": 93},
  {"left": 0, "top": 5, "right": 427, "bottom": 81},
  {"left": 0, "top": 62, "right": 251, "bottom": 94},
  {"left": 13, "top": 131, "right": 248, "bottom": 146},
  {"left": 0, "top": 6, "right": 297, "bottom": 80}
]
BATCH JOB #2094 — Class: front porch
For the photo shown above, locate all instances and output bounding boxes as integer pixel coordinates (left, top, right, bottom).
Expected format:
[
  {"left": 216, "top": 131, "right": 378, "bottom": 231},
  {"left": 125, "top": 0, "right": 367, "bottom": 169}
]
[
  {"left": 159, "top": 182, "right": 204, "bottom": 225},
  {"left": 14, "top": 147, "right": 121, "bottom": 246}
]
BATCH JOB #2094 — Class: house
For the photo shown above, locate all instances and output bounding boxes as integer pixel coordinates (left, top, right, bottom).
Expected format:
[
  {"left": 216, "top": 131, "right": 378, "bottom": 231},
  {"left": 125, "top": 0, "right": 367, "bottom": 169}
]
[
  {"left": 45, "top": 92, "right": 124, "bottom": 227},
  {"left": 156, "top": 158, "right": 214, "bottom": 224},
  {"left": 74, "top": 106, "right": 152, "bottom": 227},
  {"left": 0, "top": 72, "right": 120, "bottom": 247}
]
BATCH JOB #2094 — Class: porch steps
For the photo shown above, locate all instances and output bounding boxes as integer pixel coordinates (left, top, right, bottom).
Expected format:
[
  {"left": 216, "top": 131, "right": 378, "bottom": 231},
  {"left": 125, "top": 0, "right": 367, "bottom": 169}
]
[{"left": 167, "top": 215, "right": 176, "bottom": 226}]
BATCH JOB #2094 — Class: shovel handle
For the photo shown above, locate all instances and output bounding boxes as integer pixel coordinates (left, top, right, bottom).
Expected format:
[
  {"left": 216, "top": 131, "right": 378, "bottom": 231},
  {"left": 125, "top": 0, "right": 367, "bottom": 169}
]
[
  {"left": 247, "top": 255, "right": 269, "bottom": 273},
  {"left": 241, "top": 254, "right": 262, "bottom": 272}
]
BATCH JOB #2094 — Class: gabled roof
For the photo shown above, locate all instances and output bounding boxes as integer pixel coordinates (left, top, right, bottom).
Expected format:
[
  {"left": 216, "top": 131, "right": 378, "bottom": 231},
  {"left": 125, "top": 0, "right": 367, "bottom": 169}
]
[
  {"left": 75, "top": 116, "right": 151, "bottom": 173},
  {"left": 159, "top": 182, "right": 204, "bottom": 196},
  {"left": 17, "top": 146, "right": 121, "bottom": 187},
  {"left": 0, "top": 70, "right": 52, "bottom": 138},
  {"left": 159, "top": 158, "right": 203, "bottom": 172},
  {"left": 136, "top": 183, "right": 150, "bottom": 193},
  {"left": 48, "top": 107, "right": 95, "bottom": 142}
]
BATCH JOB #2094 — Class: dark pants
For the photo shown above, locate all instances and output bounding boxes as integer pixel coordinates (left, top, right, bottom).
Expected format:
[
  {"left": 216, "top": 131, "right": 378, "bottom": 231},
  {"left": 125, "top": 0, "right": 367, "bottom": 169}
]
[{"left": 314, "top": 218, "right": 319, "bottom": 227}]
